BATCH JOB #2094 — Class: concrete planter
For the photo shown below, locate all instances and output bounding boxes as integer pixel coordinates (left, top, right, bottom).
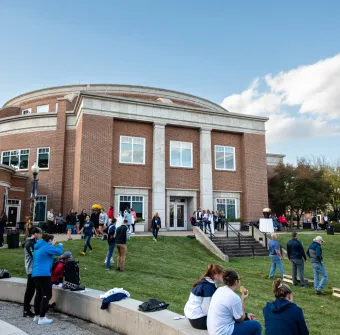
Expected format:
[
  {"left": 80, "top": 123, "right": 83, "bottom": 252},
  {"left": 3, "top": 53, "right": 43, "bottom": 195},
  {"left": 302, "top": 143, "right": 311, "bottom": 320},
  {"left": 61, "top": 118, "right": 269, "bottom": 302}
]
[
  {"left": 135, "top": 223, "right": 145, "bottom": 232},
  {"left": 227, "top": 222, "right": 241, "bottom": 231}
]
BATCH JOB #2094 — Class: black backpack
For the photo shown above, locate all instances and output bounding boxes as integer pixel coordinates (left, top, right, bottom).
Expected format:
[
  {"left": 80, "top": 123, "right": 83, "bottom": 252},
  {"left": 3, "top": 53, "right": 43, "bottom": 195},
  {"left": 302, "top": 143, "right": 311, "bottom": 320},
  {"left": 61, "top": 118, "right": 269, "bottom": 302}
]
[
  {"left": 64, "top": 259, "right": 80, "bottom": 285},
  {"left": 138, "top": 299, "right": 169, "bottom": 313},
  {"left": 0, "top": 269, "right": 10, "bottom": 279}
]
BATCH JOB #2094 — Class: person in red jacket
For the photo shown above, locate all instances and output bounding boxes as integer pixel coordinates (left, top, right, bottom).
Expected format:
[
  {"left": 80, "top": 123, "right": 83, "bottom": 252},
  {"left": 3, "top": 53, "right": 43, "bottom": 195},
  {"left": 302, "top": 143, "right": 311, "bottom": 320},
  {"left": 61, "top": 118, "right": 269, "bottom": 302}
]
[
  {"left": 108, "top": 206, "right": 114, "bottom": 222},
  {"left": 51, "top": 251, "right": 72, "bottom": 285},
  {"left": 278, "top": 214, "right": 288, "bottom": 231}
]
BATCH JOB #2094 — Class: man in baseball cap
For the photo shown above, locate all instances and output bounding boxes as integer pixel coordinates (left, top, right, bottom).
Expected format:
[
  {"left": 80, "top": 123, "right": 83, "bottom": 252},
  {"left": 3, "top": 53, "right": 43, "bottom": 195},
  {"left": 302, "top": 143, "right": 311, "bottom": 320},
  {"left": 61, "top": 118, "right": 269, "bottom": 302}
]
[{"left": 307, "top": 236, "right": 328, "bottom": 295}]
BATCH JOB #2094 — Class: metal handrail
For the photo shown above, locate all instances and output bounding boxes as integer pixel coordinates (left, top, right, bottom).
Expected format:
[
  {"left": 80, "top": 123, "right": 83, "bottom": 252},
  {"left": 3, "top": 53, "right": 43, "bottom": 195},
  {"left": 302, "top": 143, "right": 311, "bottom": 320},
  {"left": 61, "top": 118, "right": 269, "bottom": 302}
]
[{"left": 226, "top": 223, "right": 255, "bottom": 257}]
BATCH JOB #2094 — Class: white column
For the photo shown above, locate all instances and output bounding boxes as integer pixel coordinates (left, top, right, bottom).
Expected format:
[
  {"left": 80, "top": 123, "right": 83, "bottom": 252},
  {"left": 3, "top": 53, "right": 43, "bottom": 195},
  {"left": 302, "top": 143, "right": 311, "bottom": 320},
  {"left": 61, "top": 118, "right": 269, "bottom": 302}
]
[
  {"left": 152, "top": 123, "right": 166, "bottom": 227},
  {"left": 200, "top": 128, "right": 213, "bottom": 210}
]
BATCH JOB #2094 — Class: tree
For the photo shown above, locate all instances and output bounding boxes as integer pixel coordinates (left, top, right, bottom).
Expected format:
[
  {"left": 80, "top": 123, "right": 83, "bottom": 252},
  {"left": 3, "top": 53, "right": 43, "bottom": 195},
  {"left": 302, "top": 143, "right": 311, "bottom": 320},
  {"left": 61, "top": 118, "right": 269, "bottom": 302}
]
[{"left": 268, "top": 162, "right": 332, "bottom": 228}]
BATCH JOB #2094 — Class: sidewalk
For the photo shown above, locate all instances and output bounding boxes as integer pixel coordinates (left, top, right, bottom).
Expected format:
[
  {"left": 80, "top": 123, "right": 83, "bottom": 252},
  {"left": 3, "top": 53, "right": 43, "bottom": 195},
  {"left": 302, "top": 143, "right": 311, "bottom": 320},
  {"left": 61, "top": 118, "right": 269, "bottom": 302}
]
[{"left": 0, "top": 319, "right": 28, "bottom": 335}]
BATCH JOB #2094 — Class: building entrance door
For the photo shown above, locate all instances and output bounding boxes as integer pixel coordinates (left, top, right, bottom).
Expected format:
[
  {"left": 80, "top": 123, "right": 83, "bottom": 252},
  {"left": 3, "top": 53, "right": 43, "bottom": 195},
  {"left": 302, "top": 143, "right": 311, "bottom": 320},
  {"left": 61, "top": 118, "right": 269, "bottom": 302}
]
[
  {"left": 6, "top": 199, "right": 21, "bottom": 227},
  {"left": 169, "top": 198, "right": 187, "bottom": 230}
]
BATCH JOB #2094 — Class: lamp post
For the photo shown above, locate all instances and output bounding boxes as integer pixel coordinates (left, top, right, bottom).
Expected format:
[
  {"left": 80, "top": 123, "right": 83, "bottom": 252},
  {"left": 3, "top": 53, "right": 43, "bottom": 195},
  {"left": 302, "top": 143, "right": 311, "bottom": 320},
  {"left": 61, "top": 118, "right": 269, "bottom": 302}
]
[{"left": 30, "top": 162, "right": 39, "bottom": 224}]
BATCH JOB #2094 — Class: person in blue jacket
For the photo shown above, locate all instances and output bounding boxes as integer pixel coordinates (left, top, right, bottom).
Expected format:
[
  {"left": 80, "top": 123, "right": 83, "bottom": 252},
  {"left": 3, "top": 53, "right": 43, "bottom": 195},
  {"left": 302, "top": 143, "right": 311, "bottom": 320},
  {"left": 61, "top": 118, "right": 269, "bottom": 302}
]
[
  {"left": 32, "top": 234, "right": 63, "bottom": 325},
  {"left": 263, "top": 279, "right": 309, "bottom": 335}
]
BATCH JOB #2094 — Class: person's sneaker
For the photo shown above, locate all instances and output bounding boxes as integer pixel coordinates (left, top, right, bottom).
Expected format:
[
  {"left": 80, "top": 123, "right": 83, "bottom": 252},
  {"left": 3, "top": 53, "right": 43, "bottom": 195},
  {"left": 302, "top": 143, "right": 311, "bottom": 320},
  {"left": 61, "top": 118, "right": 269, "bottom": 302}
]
[
  {"left": 316, "top": 290, "right": 326, "bottom": 295},
  {"left": 105, "top": 268, "right": 111, "bottom": 271},
  {"left": 23, "top": 310, "right": 35, "bottom": 317},
  {"left": 131, "top": 232, "right": 135, "bottom": 235},
  {"left": 33, "top": 316, "right": 39, "bottom": 323},
  {"left": 104, "top": 258, "right": 107, "bottom": 264},
  {"left": 155, "top": 239, "right": 157, "bottom": 242},
  {"left": 80, "top": 252, "right": 86, "bottom": 256},
  {"left": 111, "top": 258, "right": 114, "bottom": 263},
  {"left": 116, "top": 267, "right": 121, "bottom": 271},
  {"left": 301, "top": 285, "right": 307, "bottom": 289},
  {"left": 89, "top": 249, "right": 93, "bottom": 253},
  {"left": 38, "top": 316, "right": 53, "bottom": 325}
]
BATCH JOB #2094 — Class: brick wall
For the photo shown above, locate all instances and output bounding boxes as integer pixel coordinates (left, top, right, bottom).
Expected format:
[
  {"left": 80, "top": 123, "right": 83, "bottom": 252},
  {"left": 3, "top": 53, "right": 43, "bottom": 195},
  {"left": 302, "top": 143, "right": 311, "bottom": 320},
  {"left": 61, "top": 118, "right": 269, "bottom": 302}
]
[
  {"left": 0, "top": 107, "right": 20, "bottom": 119},
  {"left": 211, "top": 131, "right": 242, "bottom": 192},
  {"left": 165, "top": 126, "right": 200, "bottom": 189},
  {"left": 241, "top": 133, "right": 268, "bottom": 221},
  {"left": 112, "top": 120, "right": 153, "bottom": 188},
  {"left": 20, "top": 96, "right": 63, "bottom": 113}
]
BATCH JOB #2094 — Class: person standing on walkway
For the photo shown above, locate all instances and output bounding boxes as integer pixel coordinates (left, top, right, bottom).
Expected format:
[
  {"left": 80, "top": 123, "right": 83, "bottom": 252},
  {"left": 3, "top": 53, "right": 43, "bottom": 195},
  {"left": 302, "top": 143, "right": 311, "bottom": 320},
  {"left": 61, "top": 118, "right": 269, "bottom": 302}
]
[
  {"left": 104, "top": 219, "right": 116, "bottom": 270},
  {"left": 287, "top": 232, "right": 307, "bottom": 288},
  {"left": 80, "top": 215, "right": 94, "bottom": 256},
  {"left": 47, "top": 209, "right": 54, "bottom": 234},
  {"left": 213, "top": 211, "right": 219, "bottom": 231},
  {"left": 263, "top": 279, "right": 309, "bottom": 335},
  {"left": 268, "top": 233, "right": 285, "bottom": 278},
  {"left": 312, "top": 214, "right": 318, "bottom": 231},
  {"left": 32, "top": 234, "right": 63, "bottom": 325},
  {"left": 220, "top": 211, "right": 226, "bottom": 231},
  {"left": 23, "top": 227, "right": 42, "bottom": 317},
  {"left": 99, "top": 208, "right": 109, "bottom": 238},
  {"left": 203, "top": 210, "right": 211, "bottom": 234},
  {"left": 77, "top": 209, "right": 87, "bottom": 234},
  {"left": 151, "top": 212, "right": 161, "bottom": 242},
  {"left": 66, "top": 209, "right": 77, "bottom": 240},
  {"left": 115, "top": 219, "right": 130, "bottom": 272},
  {"left": 131, "top": 208, "right": 137, "bottom": 235},
  {"left": 322, "top": 214, "right": 329, "bottom": 231},
  {"left": 307, "top": 236, "right": 328, "bottom": 295},
  {"left": 55, "top": 213, "right": 64, "bottom": 234},
  {"left": 124, "top": 208, "right": 133, "bottom": 233},
  {"left": 196, "top": 208, "right": 203, "bottom": 231}
]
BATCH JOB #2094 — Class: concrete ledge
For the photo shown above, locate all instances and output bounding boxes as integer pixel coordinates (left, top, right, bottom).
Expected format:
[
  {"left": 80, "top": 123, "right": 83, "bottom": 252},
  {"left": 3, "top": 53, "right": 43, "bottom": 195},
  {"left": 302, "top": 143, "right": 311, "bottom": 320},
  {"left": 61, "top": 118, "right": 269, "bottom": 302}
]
[
  {"left": 193, "top": 227, "right": 229, "bottom": 262},
  {"left": 0, "top": 278, "right": 208, "bottom": 335},
  {"left": 0, "top": 320, "right": 28, "bottom": 335}
]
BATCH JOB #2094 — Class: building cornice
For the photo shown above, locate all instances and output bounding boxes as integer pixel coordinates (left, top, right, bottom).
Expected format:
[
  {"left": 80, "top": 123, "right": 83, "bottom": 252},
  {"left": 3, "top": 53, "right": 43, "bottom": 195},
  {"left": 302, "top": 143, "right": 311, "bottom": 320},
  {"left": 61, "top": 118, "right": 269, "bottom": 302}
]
[{"left": 0, "top": 164, "right": 16, "bottom": 175}]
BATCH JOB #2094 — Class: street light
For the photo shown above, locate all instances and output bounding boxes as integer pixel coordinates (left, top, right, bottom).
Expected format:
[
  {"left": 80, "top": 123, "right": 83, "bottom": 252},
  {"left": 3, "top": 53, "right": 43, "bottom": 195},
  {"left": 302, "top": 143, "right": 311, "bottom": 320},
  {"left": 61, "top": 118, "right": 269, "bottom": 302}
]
[{"left": 30, "top": 162, "right": 39, "bottom": 224}]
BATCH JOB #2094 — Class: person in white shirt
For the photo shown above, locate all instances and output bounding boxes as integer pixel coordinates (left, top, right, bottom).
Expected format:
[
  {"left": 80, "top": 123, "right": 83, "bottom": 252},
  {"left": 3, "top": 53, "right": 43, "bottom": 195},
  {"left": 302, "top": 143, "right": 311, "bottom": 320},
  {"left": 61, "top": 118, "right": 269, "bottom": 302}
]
[
  {"left": 207, "top": 270, "right": 262, "bottom": 335},
  {"left": 47, "top": 209, "right": 55, "bottom": 234}
]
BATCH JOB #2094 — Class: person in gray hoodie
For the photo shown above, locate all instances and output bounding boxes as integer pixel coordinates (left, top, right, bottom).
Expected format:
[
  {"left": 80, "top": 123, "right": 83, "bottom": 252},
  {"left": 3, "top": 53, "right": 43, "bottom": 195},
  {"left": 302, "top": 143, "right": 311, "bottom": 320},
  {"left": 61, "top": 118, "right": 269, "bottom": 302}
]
[
  {"left": 23, "top": 227, "right": 42, "bottom": 317},
  {"left": 307, "top": 236, "right": 328, "bottom": 295}
]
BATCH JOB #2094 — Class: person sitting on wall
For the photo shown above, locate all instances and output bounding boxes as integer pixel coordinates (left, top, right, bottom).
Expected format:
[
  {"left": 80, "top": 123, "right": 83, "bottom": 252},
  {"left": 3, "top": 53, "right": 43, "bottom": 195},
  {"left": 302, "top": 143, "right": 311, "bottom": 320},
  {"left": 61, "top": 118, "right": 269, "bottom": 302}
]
[
  {"left": 51, "top": 251, "right": 73, "bottom": 285},
  {"left": 184, "top": 264, "right": 223, "bottom": 330}
]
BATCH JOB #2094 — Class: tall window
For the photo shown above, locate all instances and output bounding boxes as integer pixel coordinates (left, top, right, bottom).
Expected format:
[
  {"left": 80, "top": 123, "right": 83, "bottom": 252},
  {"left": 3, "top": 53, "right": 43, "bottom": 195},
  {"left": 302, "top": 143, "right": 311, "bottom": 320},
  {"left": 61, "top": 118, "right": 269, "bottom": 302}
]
[
  {"left": 215, "top": 145, "right": 236, "bottom": 171},
  {"left": 119, "top": 196, "right": 144, "bottom": 219},
  {"left": 216, "top": 199, "right": 237, "bottom": 220},
  {"left": 170, "top": 141, "right": 193, "bottom": 168},
  {"left": 35, "top": 196, "right": 47, "bottom": 222},
  {"left": 1, "top": 149, "right": 29, "bottom": 170},
  {"left": 120, "top": 136, "right": 145, "bottom": 164},
  {"left": 37, "top": 148, "right": 50, "bottom": 169},
  {"left": 37, "top": 104, "right": 49, "bottom": 113},
  {"left": 55, "top": 103, "right": 58, "bottom": 112}
]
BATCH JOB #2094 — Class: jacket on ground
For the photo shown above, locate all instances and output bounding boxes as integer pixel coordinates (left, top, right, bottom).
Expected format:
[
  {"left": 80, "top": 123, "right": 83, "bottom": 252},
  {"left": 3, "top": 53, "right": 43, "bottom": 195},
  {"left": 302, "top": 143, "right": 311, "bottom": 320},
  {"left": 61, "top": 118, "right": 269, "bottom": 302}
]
[
  {"left": 32, "top": 240, "right": 63, "bottom": 277},
  {"left": 263, "top": 298, "right": 309, "bottom": 335}
]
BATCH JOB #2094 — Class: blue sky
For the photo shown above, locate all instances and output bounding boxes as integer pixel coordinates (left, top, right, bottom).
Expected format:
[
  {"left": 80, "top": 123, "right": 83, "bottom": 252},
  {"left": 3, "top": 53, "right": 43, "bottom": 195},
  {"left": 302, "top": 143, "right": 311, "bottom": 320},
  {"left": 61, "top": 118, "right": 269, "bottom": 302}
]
[{"left": 1, "top": 0, "right": 340, "bottom": 163}]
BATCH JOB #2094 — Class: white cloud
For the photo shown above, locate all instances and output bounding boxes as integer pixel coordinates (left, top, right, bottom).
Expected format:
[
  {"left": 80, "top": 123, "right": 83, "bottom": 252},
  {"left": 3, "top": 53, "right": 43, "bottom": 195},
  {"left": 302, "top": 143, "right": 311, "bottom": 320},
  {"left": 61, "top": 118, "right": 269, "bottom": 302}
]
[{"left": 221, "top": 54, "right": 340, "bottom": 143}]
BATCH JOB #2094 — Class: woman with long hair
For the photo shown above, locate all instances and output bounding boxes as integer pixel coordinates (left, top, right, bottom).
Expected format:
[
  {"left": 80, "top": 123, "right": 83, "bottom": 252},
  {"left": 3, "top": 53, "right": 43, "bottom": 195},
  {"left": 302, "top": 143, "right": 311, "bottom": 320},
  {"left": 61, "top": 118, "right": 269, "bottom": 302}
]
[
  {"left": 66, "top": 209, "right": 76, "bottom": 241},
  {"left": 184, "top": 264, "right": 224, "bottom": 330},
  {"left": 151, "top": 212, "right": 161, "bottom": 242},
  {"left": 220, "top": 210, "right": 226, "bottom": 231},
  {"left": 207, "top": 270, "right": 262, "bottom": 335},
  {"left": 263, "top": 279, "right": 309, "bottom": 334},
  {"left": 32, "top": 234, "right": 63, "bottom": 325}
]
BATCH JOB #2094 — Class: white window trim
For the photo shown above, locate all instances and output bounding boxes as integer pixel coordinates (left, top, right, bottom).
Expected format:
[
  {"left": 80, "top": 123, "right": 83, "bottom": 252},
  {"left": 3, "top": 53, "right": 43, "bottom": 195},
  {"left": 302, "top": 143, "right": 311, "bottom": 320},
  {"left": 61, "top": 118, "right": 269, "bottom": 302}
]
[
  {"left": 22, "top": 108, "right": 32, "bottom": 115},
  {"left": 215, "top": 198, "right": 238, "bottom": 219},
  {"left": 37, "top": 104, "right": 49, "bottom": 113},
  {"left": 214, "top": 145, "right": 236, "bottom": 171},
  {"left": 119, "top": 136, "right": 146, "bottom": 165},
  {"left": 55, "top": 102, "right": 58, "bottom": 113},
  {"left": 35, "top": 195, "right": 47, "bottom": 222},
  {"left": 170, "top": 141, "right": 193, "bottom": 168},
  {"left": 37, "top": 147, "right": 50, "bottom": 170},
  {"left": 118, "top": 195, "right": 145, "bottom": 219},
  {"left": 1, "top": 149, "right": 30, "bottom": 171},
  {"left": 6, "top": 199, "right": 21, "bottom": 225}
]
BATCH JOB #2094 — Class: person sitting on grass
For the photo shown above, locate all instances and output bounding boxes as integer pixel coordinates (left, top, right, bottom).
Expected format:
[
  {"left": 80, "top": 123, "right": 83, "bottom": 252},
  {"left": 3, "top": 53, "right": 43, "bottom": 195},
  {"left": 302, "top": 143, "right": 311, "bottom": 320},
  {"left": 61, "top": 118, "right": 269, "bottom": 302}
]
[
  {"left": 79, "top": 215, "right": 94, "bottom": 256},
  {"left": 51, "top": 251, "right": 72, "bottom": 285},
  {"left": 263, "top": 279, "right": 309, "bottom": 334},
  {"left": 103, "top": 218, "right": 116, "bottom": 270},
  {"left": 207, "top": 270, "right": 261, "bottom": 335},
  {"left": 184, "top": 264, "right": 224, "bottom": 330}
]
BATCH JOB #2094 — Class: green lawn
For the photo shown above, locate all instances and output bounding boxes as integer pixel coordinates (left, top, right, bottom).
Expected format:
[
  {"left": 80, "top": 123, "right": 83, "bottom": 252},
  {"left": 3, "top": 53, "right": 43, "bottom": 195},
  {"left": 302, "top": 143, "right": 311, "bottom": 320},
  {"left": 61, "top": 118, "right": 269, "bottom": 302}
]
[{"left": 0, "top": 234, "right": 339, "bottom": 334}]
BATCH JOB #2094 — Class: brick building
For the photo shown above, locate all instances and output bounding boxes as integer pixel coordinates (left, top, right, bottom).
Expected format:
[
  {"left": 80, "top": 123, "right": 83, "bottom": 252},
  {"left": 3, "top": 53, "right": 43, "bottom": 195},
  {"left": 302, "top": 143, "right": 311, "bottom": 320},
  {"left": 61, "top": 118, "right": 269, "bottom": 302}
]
[{"left": 0, "top": 84, "right": 270, "bottom": 231}]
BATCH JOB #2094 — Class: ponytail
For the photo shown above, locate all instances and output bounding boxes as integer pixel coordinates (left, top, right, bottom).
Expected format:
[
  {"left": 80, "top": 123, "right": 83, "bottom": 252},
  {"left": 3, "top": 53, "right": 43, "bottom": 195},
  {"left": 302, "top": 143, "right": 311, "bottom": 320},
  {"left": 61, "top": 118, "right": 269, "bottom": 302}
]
[
  {"left": 192, "top": 264, "right": 224, "bottom": 288},
  {"left": 273, "top": 279, "right": 292, "bottom": 299}
]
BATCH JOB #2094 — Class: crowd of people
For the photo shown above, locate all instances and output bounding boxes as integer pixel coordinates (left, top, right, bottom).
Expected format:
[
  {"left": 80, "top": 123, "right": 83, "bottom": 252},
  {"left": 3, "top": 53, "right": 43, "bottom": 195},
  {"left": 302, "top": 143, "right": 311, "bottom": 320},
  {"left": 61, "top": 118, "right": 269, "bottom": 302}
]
[
  {"left": 184, "top": 265, "right": 309, "bottom": 335},
  {"left": 191, "top": 208, "right": 227, "bottom": 234}
]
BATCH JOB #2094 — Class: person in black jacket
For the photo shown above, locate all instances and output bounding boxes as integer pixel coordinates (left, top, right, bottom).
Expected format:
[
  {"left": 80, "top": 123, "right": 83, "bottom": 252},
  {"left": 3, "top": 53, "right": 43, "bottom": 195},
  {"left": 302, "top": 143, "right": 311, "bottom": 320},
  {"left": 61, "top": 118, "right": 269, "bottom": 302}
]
[
  {"left": 23, "top": 227, "right": 42, "bottom": 317},
  {"left": 287, "top": 232, "right": 307, "bottom": 288},
  {"left": 151, "top": 212, "right": 161, "bottom": 242},
  {"left": 263, "top": 279, "right": 309, "bottom": 335},
  {"left": 115, "top": 219, "right": 130, "bottom": 272}
]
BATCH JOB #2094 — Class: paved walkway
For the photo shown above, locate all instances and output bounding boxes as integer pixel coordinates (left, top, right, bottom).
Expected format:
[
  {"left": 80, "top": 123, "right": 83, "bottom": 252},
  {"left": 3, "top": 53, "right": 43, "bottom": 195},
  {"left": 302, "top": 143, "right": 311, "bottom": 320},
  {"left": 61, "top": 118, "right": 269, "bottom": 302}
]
[{"left": 0, "top": 301, "right": 118, "bottom": 335}]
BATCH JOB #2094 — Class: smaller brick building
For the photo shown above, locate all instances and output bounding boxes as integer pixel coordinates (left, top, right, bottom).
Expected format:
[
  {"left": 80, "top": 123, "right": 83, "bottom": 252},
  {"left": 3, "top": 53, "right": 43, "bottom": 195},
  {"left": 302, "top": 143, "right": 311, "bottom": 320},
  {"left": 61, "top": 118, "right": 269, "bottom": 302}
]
[{"left": 0, "top": 84, "right": 271, "bottom": 231}]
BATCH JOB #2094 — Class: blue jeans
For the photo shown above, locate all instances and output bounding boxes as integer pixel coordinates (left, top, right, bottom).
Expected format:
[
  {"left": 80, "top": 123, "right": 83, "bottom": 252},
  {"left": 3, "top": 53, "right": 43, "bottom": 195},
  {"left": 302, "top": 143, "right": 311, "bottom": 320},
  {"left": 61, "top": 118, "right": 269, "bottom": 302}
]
[
  {"left": 312, "top": 263, "right": 328, "bottom": 291},
  {"left": 232, "top": 320, "right": 262, "bottom": 335},
  {"left": 106, "top": 243, "right": 115, "bottom": 269},
  {"left": 269, "top": 255, "right": 285, "bottom": 277},
  {"left": 83, "top": 236, "right": 92, "bottom": 252}
]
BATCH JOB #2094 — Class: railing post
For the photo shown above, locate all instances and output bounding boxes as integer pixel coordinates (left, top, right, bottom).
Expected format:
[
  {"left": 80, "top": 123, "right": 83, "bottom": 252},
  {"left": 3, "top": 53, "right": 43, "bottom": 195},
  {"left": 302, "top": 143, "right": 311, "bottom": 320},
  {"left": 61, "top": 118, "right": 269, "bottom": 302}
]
[
  {"left": 251, "top": 223, "right": 254, "bottom": 238},
  {"left": 238, "top": 233, "right": 241, "bottom": 249},
  {"left": 251, "top": 245, "right": 254, "bottom": 258},
  {"left": 226, "top": 223, "right": 229, "bottom": 239},
  {"left": 264, "top": 232, "right": 268, "bottom": 249}
]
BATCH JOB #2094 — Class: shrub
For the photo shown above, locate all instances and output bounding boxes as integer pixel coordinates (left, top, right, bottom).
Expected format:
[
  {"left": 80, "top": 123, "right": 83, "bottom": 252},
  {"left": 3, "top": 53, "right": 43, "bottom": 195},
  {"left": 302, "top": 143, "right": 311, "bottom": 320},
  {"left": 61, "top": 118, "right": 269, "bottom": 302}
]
[{"left": 333, "top": 222, "right": 340, "bottom": 233}]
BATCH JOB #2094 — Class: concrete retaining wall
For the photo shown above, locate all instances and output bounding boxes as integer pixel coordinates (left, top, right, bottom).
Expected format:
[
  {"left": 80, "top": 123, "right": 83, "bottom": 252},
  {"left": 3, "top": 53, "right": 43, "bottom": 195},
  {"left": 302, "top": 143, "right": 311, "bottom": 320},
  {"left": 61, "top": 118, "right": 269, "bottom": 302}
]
[
  {"left": 0, "top": 278, "right": 208, "bottom": 335},
  {"left": 193, "top": 227, "right": 229, "bottom": 262}
]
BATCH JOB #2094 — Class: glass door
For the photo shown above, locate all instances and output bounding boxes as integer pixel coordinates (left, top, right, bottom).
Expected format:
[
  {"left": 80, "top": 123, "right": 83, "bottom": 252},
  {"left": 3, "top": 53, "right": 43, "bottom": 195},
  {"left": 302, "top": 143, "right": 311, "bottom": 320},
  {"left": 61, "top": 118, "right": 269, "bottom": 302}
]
[{"left": 168, "top": 199, "right": 187, "bottom": 230}]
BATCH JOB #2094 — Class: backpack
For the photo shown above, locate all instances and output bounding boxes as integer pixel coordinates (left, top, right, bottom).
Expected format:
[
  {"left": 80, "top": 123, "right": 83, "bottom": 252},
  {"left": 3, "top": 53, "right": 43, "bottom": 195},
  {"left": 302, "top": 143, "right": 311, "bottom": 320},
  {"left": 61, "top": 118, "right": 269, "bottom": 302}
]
[
  {"left": 138, "top": 299, "right": 169, "bottom": 313},
  {"left": 64, "top": 259, "right": 80, "bottom": 285},
  {"left": 52, "top": 258, "right": 61, "bottom": 271},
  {"left": 108, "top": 225, "right": 116, "bottom": 244},
  {"left": 0, "top": 269, "right": 10, "bottom": 279}
]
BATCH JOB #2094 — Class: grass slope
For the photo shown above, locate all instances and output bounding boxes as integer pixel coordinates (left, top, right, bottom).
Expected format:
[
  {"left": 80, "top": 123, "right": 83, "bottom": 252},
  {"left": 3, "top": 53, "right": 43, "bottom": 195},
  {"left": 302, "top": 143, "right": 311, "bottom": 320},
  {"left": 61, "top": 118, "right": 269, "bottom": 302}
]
[{"left": 0, "top": 234, "right": 339, "bottom": 334}]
